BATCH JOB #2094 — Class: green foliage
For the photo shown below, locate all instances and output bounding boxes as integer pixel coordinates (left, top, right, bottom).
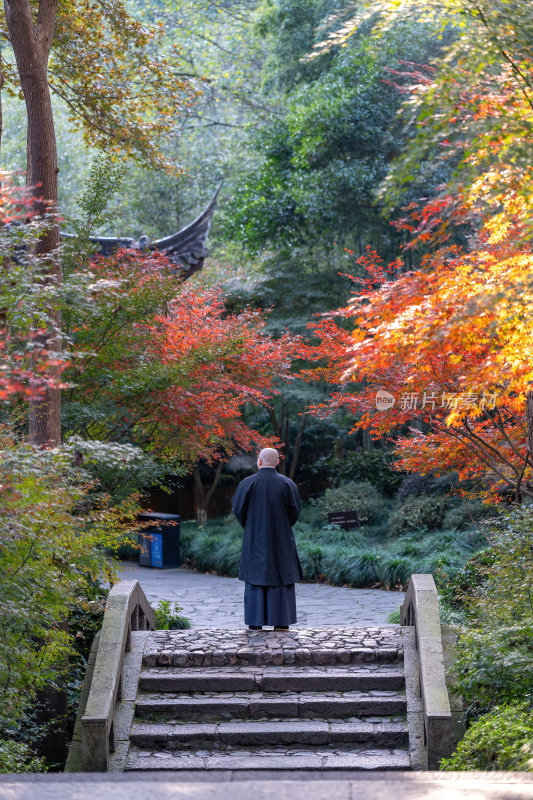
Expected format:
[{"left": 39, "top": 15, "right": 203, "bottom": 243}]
[
  {"left": 380, "top": 556, "right": 413, "bottom": 586},
  {"left": 388, "top": 494, "right": 445, "bottom": 535},
  {"left": 347, "top": 552, "right": 381, "bottom": 586},
  {"left": 181, "top": 515, "right": 245, "bottom": 578},
  {"left": 315, "top": 480, "right": 383, "bottom": 523},
  {"left": 387, "top": 608, "right": 402, "bottom": 624},
  {"left": 62, "top": 155, "right": 126, "bottom": 254},
  {"left": 63, "top": 437, "right": 173, "bottom": 505},
  {"left": 447, "top": 505, "right": 533, "bottom": 716},
  {"left": 436, "top": 504, "right": 533, "bottom": 772},
  {"left": 436, "top": 548, "right": 495, "bottom": 611},
  {"left": 440, "top": 704, "right": 533, "bottom": 771},
  {"left": 397, "top": 473, "right": 454, "bottom": 500},
  {"left": 226, "top": 10, "right": 445, "bottom": 254},
  {"left": 296, "top": 542, "right": 322, "bottom": 581},
  {"left": 327, "top": 449, "right": 404, "bottom": 496},
  {"left": 225, "top": 247, "right": 353, "bottom": 334},
  {"left": 97, "top": 0, "right": 268, "bottom": 239},
  {"left": 154, "top": 600, "right": 191, "bottom": 631},
  {"left": 378, "top": 0, "right": 533, "bottom": 221},
  {"left": 0, "top": 434, "right": 140, "bottom": 729},
  {"left": 442, "top": 498, "right": 496, "bottom": 531},
  {"left": 254, "top": 0, "right": 328, "bottom": 92},
  {"left": 0, "top": 206, "right": 95, "bottom": 411},
  {"left": 0, "top": 740, "right": 46, "bottom": 773}
]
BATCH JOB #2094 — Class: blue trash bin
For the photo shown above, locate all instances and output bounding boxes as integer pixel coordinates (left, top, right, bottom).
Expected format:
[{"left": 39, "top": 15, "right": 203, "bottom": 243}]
[{"left": 137, "top": 512, "right": 180, "bottom": 568}]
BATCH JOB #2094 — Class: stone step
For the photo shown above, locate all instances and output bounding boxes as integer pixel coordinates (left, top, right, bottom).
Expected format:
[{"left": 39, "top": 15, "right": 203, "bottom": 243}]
[
  {"left": 125, "top": 744, "right": 411, "bottom": 771},
  {"left": 135, "top": 690, "right": 407, "bottom": 721},
  {"left": 144, "top": 646, "right": 401, "bottom": 669},
  {"left": 139, "top": 667, "right": 405, "bottom": 694},
  {"left": 130, "top": 719, "right": 408, "bottom": 749},
  {"left": 143, "top": 627, "right": 404, "bottom": 669}
]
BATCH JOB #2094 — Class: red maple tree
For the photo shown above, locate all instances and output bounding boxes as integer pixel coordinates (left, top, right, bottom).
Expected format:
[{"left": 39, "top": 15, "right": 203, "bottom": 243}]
[
  {"left": 66, "top": 249, "right": 296, "bottom": 465},
  {"left": 303, "top": 72, "right": 533, "bottom": 501}
]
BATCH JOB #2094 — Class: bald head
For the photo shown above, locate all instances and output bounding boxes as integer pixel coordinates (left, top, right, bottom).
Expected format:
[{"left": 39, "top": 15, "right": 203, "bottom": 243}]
[{"left": 258, "top": 447, "right": 279, "bottom": 468}]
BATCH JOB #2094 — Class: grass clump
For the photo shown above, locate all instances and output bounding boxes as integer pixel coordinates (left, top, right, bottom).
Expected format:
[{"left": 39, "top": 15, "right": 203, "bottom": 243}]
[
  {"left": 298, "top": 543, "right": 324, "bottom": 580},
  {"left": 387, "top": 608, "right": 402, "bottom": 624},
  {"left": 154, "top": 600, "right": 191, "bottom": 630}
]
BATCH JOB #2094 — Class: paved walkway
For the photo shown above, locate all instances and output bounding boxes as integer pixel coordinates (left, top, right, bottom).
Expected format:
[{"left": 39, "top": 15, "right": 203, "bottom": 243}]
[{"left": 118, "top": 563, "right": 404, "bottom": 628}]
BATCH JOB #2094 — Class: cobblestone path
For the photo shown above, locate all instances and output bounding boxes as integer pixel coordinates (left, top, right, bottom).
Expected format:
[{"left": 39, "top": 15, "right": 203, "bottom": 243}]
[{"left": 118, "top": 564, "right": 404, "bottom": 628}]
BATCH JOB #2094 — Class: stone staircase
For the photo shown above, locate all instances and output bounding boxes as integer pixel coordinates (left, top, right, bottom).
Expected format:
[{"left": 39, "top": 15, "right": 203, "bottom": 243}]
[{"left": 125, "top": 626, "right": 415, "bottom": 772}]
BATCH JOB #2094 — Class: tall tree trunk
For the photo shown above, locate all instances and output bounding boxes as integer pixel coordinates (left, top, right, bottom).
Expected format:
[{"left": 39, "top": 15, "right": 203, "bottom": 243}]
[
  {"left": 279, "top": 408, "right": 289, "bottom": 475},
  {"left": 192, "top": 462, "right": 224, "bottom": 524},
  {"left": 5, "top": 0, "right": 61, "bottom": 447},
  {"left": 522, "top": 389, "right": 533, "bottom": 502},
  {"left": 289, "top": 412, "right": 307, "bottom": 482},
  {"left": 362, "top": 428, "right": 373, "bottom": 450},
  {"left": 526, "top": 391, "right": 533, "bottom": 459}
]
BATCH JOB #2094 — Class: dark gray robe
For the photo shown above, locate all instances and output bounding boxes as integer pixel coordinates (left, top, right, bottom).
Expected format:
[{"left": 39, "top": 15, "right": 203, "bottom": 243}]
[{"left": 232, "top": 467, "right": 303, "bottom": 586}]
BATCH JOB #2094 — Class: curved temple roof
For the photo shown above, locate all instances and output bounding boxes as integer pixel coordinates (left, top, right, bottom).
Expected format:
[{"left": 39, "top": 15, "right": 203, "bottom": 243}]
[{"left": 67, "top": 185, "right": 221, "bottom": 280}]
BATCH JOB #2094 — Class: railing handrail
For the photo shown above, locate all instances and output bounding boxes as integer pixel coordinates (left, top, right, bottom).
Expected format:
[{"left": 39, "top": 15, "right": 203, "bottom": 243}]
[
  {"left": 81, "top": 579, "right": 155, "bottom": 771},
  {"left": 401, "top": 573, "right": 453, "bottom": 769}
]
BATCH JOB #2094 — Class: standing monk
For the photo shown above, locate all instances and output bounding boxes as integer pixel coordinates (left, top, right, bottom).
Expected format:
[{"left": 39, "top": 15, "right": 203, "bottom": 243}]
[{"left": 232, "top": 447, "right": 303, "bottom": 631}]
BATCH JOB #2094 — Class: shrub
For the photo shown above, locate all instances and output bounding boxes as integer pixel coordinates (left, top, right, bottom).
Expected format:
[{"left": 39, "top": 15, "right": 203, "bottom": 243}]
[
  {"left": 180, "top": 519, "right": 243, "bottom": 577},
  {"left": 315, "top": 481, "right": 383, "bottom": 523},
  {"left": 455, "top": 621, "right": 533, "bottom": 715},
  {"left": 393, "top": 538, "right": 422, "bottom": 558},
  {"left": 329, "top": 449, "right": 404, "bottom": 495},
  {"left": 188, "top": 532, "right": 225, "bottom": 572},
  {"left": 0, "top": 740, "right": 46, "bottom": 773},
  {"left": 0, "top": 437, "right": 139, "bottom": 730},
  {"left": 154, "top": 600, "right": 191, "bottom": 630},
  {"left": 436, "top": 548, "right": 496, "bottom": 612},
  {"left": 388, "top": 494, "right": 445, "bottom": 535},
  {"left": 397, "top": 472, "right": 454, "bottom": 500},
  {"left": 447, "top": 505, "right": 533, "bottom": 716},
  {"left": 440, "top": 704, "right": 533, "bottom": 771},
  {"left": 179, "top": 523, "right": 197, "bottom": 561},
  {"left": 443, "top": 499, "right": 496, "bottom": 532},
  {"left": 215, "top": 540, "right": 242, "bottom": 576}
]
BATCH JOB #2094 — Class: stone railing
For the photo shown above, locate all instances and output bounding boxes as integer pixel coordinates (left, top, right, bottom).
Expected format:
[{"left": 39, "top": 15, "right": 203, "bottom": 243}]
[
  {"left": 6, "top": 771, "right": 533, "bottom": 797},
  {"left": 401, "top": 573, "right": 454, "bottom": 769},
  {"left": 80, "top": 580, "right": 155, "bottom": 771}
]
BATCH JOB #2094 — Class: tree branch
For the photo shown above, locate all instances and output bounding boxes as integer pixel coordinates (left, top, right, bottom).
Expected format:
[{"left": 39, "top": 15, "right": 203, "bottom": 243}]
[{"left": 470, "top": 3, "right": 533, "bottom": 110}]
